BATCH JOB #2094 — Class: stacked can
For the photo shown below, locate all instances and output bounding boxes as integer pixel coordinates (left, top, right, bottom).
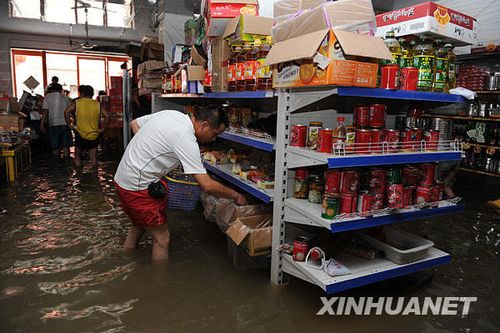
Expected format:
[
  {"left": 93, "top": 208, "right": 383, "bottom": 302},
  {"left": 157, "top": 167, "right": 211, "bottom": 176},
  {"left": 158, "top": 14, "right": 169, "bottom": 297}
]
[
  {"left": 386, "top": 167, "right": 404, "bottom": 209},
  {"left": 352, "top": 104, "right": 395, "bottom": 155}
]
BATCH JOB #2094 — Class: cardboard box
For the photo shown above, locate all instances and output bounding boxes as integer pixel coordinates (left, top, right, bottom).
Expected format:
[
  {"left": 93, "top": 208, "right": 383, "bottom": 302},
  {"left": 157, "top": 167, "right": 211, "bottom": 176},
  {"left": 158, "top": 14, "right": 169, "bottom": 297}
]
[
  {"left": 264, "top": 29, "right": 393, "bottom": 88},
  {"left": 191, "top": 46, "right": 207, "bottom": 66},
  {"left": 226, "top": 214, "right": 272, "bottom": 253},
  {"left": 375, "top": 2, "right": 477, "bottom": 46},
  {"left": 0, "top": 114, "right": 20, "bottom": 131},
  {"left": 174, "top": 66, "right": 206, "bottom": 94},
  {"left": 141, "top": 42, "right": 164, "bottom": 61},
  {"left": 273, "top": 0, "right": 328, "bottom": 18},
  {"left": 137, "top": 61, "right": 167, "bottom": 77},
  {"left": 272, "top": 0, "right": 376, "bottom": 43},
  {"left": 139, "top": 78, "right": 163, "bottom": 89},
  {"left": 471, "top": 40, "right": 500, "bottom": 54},
  {"left": 203, "top": 0, "right": 259, "bottom": 36},
  {"left": 223, "top": 14, "right": 273, "bottom": 47},
  {"left": 210, "top": 36, "right": 231, "bottom": 92}
]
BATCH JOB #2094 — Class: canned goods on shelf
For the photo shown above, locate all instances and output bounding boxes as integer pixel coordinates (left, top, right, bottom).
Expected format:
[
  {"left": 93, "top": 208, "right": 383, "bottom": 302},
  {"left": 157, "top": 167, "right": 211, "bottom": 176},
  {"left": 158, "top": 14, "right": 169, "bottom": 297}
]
[
  {"left": 317, "top": 128, "right": 333, "bottom": 153},
  {"left": 322, "top": 194, "right": 340, "bottom": 220},
  {"left": 340, "top": 170, "right": 360, "bottom": 195},
  {"left": 387, "top": 183, "right": 404, "bottom": 209},
  {"left": 290, "top": 124, "right": 307, "bottom": 147},
  {"left": 340, "top": 194, "right": 357, "bottom": 214}
]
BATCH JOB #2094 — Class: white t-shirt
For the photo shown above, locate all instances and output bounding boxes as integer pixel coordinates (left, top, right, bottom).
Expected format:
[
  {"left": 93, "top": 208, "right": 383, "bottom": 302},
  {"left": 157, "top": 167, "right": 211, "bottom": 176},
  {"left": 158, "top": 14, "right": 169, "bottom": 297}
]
[
  {"left": 114, "top": 110, "right": 206, "bottom": 191},
  {"left": 42, "top": 92, "right": 70, "bottom": 127}
]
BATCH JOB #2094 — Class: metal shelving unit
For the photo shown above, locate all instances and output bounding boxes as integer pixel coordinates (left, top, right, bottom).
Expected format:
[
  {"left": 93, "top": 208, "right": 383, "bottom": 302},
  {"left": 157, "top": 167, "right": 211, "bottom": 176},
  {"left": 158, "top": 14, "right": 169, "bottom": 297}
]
[
  {"left": 218, "top": 132, "right": 275, "bottom": 152},
  {"left": 422, "top": 114, "right": 500, "bottom": 122},
  {"left": 271, "top": 87, "right": 466, "bottom": 293},
  {"left": 160, "top": 90, "right": 276, "bottom": 99}
]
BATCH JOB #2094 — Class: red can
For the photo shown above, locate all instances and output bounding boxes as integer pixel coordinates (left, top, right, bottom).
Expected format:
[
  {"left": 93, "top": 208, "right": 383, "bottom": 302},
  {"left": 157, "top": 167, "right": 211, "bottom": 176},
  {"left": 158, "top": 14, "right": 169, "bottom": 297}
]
[
  {"left": 290, "top": 124, "right": 307, "bottom": 147},
  {"left": 371, "top": 192, "right": 385, "bottom": 210},
  {"left": 387, "top": 183, "right": 404, "bottom": 209},
  {"left": 357, "top": 191, "right": 374, "bottom": 215},
  {"left": 430, "top": 185, "right": 441, "bottom": 206},
  {"left": 293, "top": 236, "right": 309, "bottom": 262},
  {"left": 369, "top": 104, "right": 387, "bottom": 128},
  {"left": 402, "top": 186, "right": 415, "bottom": 207},
  {"left": 418, "top": 163, "right": 437, "bottom": 186},
  {"left": 340, "top": 170, "right": 360, "bottom": 195},
  {"left": 414, "top": 128, "right": 424, "bottom": 151},
  {"left": 384, "top": 129, "right": 400, "bottom": 153},
  {"left": 415, "top": 185, "right": 432, "bottom": 204},
  {"left": 424, "top": 130, "right": 440, "bottom": 151},
  {"left": 400, "top": 128, "right": 417, "bottom": 151},
  {"left": 402, "top": 165, "right": 420, "bottom": 186},
  {"left": 380, "top": 64, "right": 400, "bottom": 89},
  {"left": 324, "top": 170, "right": 342, "bottom": 195},
  {"left": 369, "top": 168, "right": 386, "bottom": 194},
  {"left": 354, "top": 105, "right": 370, "bottom": 127},
  {"left": 400, "top": 67, "right": 418, "bottom": 90},
  {"left": 355, "top": 129, "right": 372, "bottom": 154},
  {"left": 340, "top": 194, "right": 358, "bottom": 214},
  {"left": 370, "top": 129, "right": 385, "bottom": 154},
  {"left": 317, "top": 128, "right": 333, "bottom": 153}
]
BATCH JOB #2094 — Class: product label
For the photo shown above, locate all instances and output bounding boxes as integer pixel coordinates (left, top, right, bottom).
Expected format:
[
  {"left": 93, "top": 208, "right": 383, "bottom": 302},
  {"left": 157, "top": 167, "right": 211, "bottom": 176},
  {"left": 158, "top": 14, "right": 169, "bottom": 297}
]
[
  {"left": 413, "top": 55, "right": 435, "bottom": 89},
  {"left": 256, "top": 59, "right": 271, "bottom": 79},
  {"left": 398, "top": 55, "right": 412, "bottom": 68},
  {"left": 235, "top": 63, "right": 245, "bottom": 80},
  {"left": 433, "top": 57, "right": 448, "bottom": 90},
  {"left": 448, "top": 62, "right": 456, "bottom": 82},
  {"left": 244, "top": 60, "right": 256, "bottom": 80},
  {"left": 227, "top": 64, "right": 235, "bottom": 82}
]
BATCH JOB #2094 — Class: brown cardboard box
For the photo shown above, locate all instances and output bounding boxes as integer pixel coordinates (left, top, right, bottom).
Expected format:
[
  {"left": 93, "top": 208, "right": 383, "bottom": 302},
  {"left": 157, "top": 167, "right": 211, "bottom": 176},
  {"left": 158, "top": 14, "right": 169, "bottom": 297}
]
[
  {"left": 272, "top": 0, "right": 376, "bottom": 43},
  {"left": 223, "top": 14, "right": 273, "bottom": 47},
  {"left": 0, "top": 114, "right": 20, "bottom": 131},
  {"left": 137, "top": 61, "right": 167, "bottom": 77},
  {"left": 141, "top": 42, "right": 164, "bottom": 61},
  {"left": 273, "top": 0, "right": 327, "bottom": 18},
  {"left": 226, "top": 214, "right": 272, "bottom": 253},
  {"left": 210, "top": 37, "right": 231, "bottom": 92},
  {"left": 264, "top": 29, "right": 393, "bottom": 88},
  {"left": 203, "top": 0, "right": 259, "bottom": 36},
  {"left": 138, "top": 78, "right": 163, "bottom": 89},
  {"left": 191, "top": 46, "right": 207, "bottom": 66}
]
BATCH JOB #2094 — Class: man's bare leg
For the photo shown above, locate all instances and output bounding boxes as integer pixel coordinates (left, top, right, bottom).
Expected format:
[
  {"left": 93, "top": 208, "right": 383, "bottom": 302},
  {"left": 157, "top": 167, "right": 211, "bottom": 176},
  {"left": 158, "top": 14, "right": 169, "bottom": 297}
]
[
  {"left": 74, "top": 146, "right": 82, "bottom": 167},
  {"left": 147, "top": 224, "right": 170, "bottom": 261},
  {"left": 124, "top": 225, "right": 145, "bottom": 250},
  {"left": 89, "top": 148, "right": 98, "bottom": 168}
]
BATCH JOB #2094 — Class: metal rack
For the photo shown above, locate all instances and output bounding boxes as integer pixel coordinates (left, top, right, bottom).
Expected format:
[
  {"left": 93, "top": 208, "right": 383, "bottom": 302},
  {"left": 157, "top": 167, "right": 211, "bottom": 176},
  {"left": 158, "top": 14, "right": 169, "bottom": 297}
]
[{"left": 270, "top": 87, "right": 466, "bottom": 292}]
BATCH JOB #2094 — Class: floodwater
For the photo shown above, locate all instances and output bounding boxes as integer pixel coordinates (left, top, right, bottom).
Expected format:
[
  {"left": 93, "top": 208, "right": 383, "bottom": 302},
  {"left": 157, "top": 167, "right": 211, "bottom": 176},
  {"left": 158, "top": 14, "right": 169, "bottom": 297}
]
[{"left": 0, "top": 155, "right": 499, "bottom": 333}]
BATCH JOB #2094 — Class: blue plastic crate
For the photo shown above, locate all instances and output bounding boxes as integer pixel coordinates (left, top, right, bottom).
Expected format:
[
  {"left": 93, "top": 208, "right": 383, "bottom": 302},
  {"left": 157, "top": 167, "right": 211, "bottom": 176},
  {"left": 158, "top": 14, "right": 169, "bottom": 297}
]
[{"left": 164, "top": 174, "right": 202, "bottom": 211}]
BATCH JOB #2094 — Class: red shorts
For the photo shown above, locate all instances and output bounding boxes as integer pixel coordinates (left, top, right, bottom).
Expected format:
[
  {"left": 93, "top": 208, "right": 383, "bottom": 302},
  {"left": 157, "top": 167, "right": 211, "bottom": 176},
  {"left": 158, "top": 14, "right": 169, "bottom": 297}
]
[{"left": 115, "top": 182, "right": 167, "bottom": 228}]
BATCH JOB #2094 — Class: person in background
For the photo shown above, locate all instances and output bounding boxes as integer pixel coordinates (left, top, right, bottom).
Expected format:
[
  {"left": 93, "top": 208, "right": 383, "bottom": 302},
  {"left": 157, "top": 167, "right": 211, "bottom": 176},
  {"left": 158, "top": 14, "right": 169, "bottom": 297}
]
[
  {"left": 45, "top": 76, "right": 59, "bottom": 94},
  {"left": 64, "top": 85, "right": 110, "bottom": 168},
  {"left": 114, "top": 106, "right": 247, "bottom": 261},
  {"left": 131, "top": 83, "right": 151, "bottom": 119},
  {"left": 41, "top": 83, "right": 72, "bottom": 158}
]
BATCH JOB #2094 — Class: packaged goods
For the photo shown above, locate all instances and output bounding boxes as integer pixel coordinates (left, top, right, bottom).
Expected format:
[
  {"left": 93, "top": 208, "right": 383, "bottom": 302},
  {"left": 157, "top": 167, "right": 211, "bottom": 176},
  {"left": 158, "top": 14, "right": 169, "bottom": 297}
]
[
  {"left": 203, "top": 0, "right": 259, "bottom": 37},
  {"left": 264, "top": 29, "right": 393, "bottom": 89},
  {"left": 382, "top": 30, "right": 400, "bottom": 65},
  {"left": 340, "top": 169, "right": 359, "bottom": 195},
  {"left": 317, "top": 128, "right": 333, "bottom": 153},
  {"left": 432, "top": 40, "right": 448, "bottom": 92},
  {"left": 290, "top": 124, "right": 307, "bottom": 147},
  {"left": 354, "top": 105, "right": 370, "bottom": 128},
  {"left": 387, "top": 183, "right": 404, "bottom": 209},
  {"left": 322, "top": 194, "right": 340, "bottom": 219},
  {"left": 375, "top": 2, "right": 478, "bottom": 46},
  {"left": 223, "top": 14, "right": 273, "bottom": 48},
  {"left": 413, "top": 36, "right": 435, "bottom": 92},
  {"left": 357, "top": 191, "right": 374, "bottom": 215},
  {"left": 293, "top": 236, "right": 309, "bottom": 261},
  {"left": 340, "top": 194, "right": 357, "bottom": 214},
  {"left": 324, "top": 169, "right": 341, "bottom": 195},
  {"left": 307, "top": 121, "right": 323, "bottom": 150},
  {"left": 397, "top": 37, "right": 412, "bottom": 69},
  {"left": 308, "top": 174, "right": 323, "bottom": 204},
  {"left": 444, "top": 44, "right": 456, "bottom": 91},
  {"left": 294, "top": 168, "right": 310, "bottom": 199}
]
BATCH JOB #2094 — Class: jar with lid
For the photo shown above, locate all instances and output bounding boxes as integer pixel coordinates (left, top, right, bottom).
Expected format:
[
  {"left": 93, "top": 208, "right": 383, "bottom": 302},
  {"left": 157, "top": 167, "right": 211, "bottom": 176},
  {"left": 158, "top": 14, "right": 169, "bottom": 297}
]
[
  {"left": 308, "top": 174, "right": 323, "bottom": 204},
  {"left": 294, "top": 168, "right": 309, "bottom": 199}
]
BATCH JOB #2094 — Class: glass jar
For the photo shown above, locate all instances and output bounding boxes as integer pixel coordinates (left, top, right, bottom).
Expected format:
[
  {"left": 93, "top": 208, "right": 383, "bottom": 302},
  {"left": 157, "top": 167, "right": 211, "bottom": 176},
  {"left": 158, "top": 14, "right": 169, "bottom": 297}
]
[
  {"left": 294, "top": 168, "right": 309, "bottom": 199},
  {"left": 308, "top": 174, "right": 323, "bottom": 204}
]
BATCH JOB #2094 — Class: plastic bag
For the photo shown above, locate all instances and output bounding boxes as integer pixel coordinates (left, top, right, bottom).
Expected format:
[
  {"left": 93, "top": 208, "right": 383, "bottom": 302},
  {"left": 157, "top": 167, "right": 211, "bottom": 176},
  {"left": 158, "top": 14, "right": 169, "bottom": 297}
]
[{"left": 215, "top": 200, "right": 272, "bottom": 233}]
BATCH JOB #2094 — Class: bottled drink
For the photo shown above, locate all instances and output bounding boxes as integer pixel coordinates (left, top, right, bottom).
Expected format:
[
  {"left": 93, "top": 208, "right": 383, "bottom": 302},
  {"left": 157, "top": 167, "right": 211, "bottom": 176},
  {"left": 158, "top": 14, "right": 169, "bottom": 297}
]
[
  {"left": 413, "top": 35, "right": 435, "bottom": 91},
  {"left": 383, "top": 31, "right": 401, "bottom": 65},
  {"left": 433, "top": 39, "right": 448, "bottom": 92},
  {"left": 444, "top": 43, "right": 456, "bottom": 92},
  {"left": 397, "top": 37, "right": 412, "bottom": 69},
  {"left": 333, "top": 117, "right": 347, "bottom": 147}
]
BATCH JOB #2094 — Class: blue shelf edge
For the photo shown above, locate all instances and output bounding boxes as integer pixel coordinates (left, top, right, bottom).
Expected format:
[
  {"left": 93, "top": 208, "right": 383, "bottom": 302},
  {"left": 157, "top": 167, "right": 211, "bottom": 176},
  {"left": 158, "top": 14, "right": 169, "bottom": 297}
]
[
  {"left": 203, "top": 91, "right": 275, "bottom": 99},
  {"left": 330, "top": 204, "right": 464, "bottom": 233},
  {"left": 337, "top": 87, "right": 466, "bottom": 103},
  {"left": 325, "top": 254, "right": 451, "bottom": 294},
  {"left": 218, "top": 132, "right": 275, "bottom": 152},
  {"left": 204, "top": 162, "right": 272, "bottom": 203},
  {"left": 327, "top": 152, "right": 462, "bottom": 168}
]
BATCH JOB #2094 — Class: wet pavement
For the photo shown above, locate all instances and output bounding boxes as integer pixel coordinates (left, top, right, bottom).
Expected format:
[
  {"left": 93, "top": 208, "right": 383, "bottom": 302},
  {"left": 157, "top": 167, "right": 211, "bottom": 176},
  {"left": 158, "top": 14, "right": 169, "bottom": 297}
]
[{"left": 0, "top": 155, "right": 499, "bottom": 333}]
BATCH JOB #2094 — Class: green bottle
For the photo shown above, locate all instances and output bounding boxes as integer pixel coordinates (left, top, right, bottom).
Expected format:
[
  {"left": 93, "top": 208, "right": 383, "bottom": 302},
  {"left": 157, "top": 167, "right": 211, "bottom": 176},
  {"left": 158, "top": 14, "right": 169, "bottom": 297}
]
[
  {"left": 397, "top": 37, "right": 412, "bottom": 69},
  {"left": 433, "top": 39, "right": 448, "bottom": 92},
  {"left": 444, "top": 43, "right": 456, "bottom": 92},
  {"left": 413, "top": 35, "right": 435, "bottom": 92}
]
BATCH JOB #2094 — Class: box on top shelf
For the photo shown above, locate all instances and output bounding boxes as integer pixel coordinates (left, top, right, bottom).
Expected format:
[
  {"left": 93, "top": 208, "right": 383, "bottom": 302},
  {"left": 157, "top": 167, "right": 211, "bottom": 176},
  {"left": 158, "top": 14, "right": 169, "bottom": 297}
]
[
  {"left": 210, "top": 36, "right": 231, "bottom": 92},
  {"left": 471, "top": 40, "right": 500, "bottom": 54},
  {"left": 264, "top": 28, "right": 393, "bottom": 89},
  {"left": 203, "top": 0, "right": 259, "bottom": 37},
  {"left": 273, "top": 0, "right": 327, "bottom": 18},
  {"left": 174, "top": 65, "right": 206, "bottom": 94},
  {"left": 272, "top": 0, "right": 376, "bottom": 43},
  {"left": 223, "top": 14, "right": 273, "bottom": 47},
  {"left": 375, "top": 2, "right": 477, "bottom": 46}
]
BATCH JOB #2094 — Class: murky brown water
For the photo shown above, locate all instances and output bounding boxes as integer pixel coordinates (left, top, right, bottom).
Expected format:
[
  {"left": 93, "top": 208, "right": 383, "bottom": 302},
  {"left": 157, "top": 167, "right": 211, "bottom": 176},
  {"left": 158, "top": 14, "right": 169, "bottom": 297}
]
[{"left": 0, "top": 155, "right": 499, "bottom": 333}]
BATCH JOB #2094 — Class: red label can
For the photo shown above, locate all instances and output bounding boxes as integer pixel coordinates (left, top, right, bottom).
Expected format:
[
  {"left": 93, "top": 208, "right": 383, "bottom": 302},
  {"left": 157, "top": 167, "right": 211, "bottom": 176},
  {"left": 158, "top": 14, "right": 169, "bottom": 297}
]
[
  {"left": 402, "top": 186, "right": 415, "bottom": 207},
  {"left": 402, "top": 165, "right": 420, "bottom": 186},
  {"left": 416, "top": 185, "right": 432, "bottom": 204},
  {"left": 354, "top": 105, "right": 370, "bottom": 127},
  {"left": 424, "top": 130, "right": 440, "bottom": 151},
  {"left": 355, "top": 129, "right": 372, "bottom": 154},
  {"left": 414, "top": 128, "right": 424, "bottom": 151},
  {"left": 407, "top": 108, "right": 424, "bottom": 118},
  {"left": 340, "top": 170, "right": 360, "bottom": 195},
  {"left": 340, "top": 194, "right": 358, "bottom": 214},
  {"left": 317, "top": 128, "right": 333, "bottom": 153},
  {"left": 371, "top": 192, "right": 385, "bottom": 210},
  {"left": 387, "top": 183, "right": 404, "bottom": 209},
  {"left": 400, "top": 67, "right": 418, "bottom": 90},
  {"left": 370, "top": 129, "right": 385, "bottom": 154},
  {"left": 369, "top": 168, "right": 386, "bottom": 194},
  {"left": 357, "top": 191, "right": 374, "bottom": 215},
  {"left": 400, "top": 128, "right": 417, "bottom": 151},
  {"left": 380, "top": 64, "right": 400, "bottom": 89},
  {"left": 369, "top": 104, "right": 387, "bottom": 128},
  {"left": 293, "top": 236, "right": 309, "bottom": 262},
  {"left": 384, "top": 129, "right": 400, "bottom": 153},
  {"left": 418, "top": 163, "right": 437, "bottom": 186},
  {"left": 290, "top": 124, "right": 307, "bottom": 147},
  {"left": 324, "top": 170, "right": 341, "bottom": 195}
]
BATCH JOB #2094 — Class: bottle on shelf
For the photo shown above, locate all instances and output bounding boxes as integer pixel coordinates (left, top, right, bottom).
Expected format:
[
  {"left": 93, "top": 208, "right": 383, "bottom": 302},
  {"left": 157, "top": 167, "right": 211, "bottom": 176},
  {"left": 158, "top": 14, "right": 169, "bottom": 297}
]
[
  {"left": 432, "top": 39, "right": 448, "bottom": 93},
  {"left": 383, "top": 30, "right": 401, "bottom": 65},
  {"left": 413, "top": 35, "right": 436, "bottom": 92},
  {"left": 444, "top": 43, "right": 456, "bottom": 92},
  {"left": 397, "top": 37, "right": 412, "bottom": 69}
]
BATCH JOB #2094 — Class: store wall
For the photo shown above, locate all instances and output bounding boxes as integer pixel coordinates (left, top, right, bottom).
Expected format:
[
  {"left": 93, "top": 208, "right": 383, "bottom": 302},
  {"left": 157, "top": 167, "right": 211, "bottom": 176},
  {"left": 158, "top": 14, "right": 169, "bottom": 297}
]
[{"left": 0, "top": 0, "right": 157, "bottom": 95}]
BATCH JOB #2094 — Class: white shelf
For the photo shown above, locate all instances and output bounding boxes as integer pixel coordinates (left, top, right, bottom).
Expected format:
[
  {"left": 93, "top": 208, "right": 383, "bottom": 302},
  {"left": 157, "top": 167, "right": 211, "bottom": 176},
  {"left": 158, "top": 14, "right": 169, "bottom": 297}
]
[
  {"left": 285, "top": 198, "right": 464, "bottom": 233},
  {"left": 282, "top": 247, "right": 450, "bottom": 294}
]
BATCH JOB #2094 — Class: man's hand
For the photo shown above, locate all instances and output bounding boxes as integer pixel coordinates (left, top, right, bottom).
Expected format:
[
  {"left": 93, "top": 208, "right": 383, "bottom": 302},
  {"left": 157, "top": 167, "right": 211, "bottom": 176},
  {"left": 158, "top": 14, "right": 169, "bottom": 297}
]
[{"left": 234, "top": 193, "right": 247, "bottom": 206}]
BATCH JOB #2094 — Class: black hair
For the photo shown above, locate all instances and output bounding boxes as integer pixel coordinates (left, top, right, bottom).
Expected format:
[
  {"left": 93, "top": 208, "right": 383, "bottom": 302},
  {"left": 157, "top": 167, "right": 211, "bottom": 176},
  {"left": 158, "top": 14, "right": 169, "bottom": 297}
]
[
  {"left": 51, "top": 83, "right": 63, "bottom": 92},
  {"left": 51, "top": 76, "right": 59, "bottom": 82},
  {"left": 81, "top": 85, "right": 94, "bottom": 98},
  {"left": 194, "top": 105, "right": 229, "bottom": 129}
]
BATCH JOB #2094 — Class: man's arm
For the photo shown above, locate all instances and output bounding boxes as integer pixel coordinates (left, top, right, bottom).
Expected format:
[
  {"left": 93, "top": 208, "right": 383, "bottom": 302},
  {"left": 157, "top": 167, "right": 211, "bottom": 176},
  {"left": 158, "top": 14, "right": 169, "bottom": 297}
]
[
  {"left": 40, "top": 109, "right": 48, "bottom": 133},
  {"left": 194, "top": 174, "right": 247, "bottom": 205},
  {"left": 130, "top": 119, "right": 140, "bottom": 134},
  {"left": 64, "top": 102, "right": 76, "bottom": 130},
  {"left": 100, "top": 104, "right": 110, "bottom": 133}
]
